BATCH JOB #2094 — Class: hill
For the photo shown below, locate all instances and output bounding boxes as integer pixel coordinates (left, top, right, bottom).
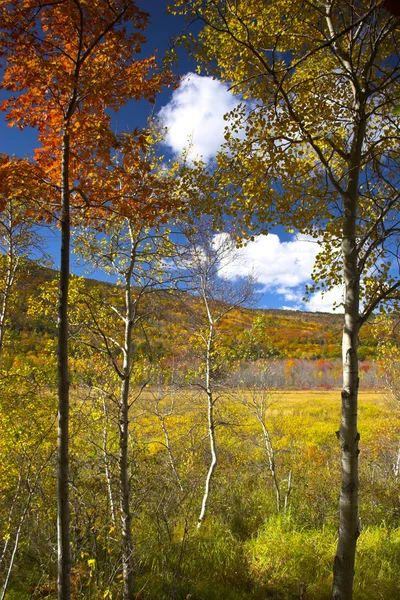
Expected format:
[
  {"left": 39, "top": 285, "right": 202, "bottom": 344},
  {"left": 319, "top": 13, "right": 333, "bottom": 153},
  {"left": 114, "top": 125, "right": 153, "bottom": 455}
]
[{"left": 9, "top": 261, "right": 378, "bottom": 363}]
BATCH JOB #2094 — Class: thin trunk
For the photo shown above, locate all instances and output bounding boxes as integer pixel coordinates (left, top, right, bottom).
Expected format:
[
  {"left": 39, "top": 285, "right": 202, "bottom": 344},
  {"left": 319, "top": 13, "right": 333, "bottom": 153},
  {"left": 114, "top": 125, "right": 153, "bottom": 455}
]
[
  {"left": 197, "top": 327, "right": 217, "bottom": 529},
  {"left": 394, "top": 445, "right": 400, "bottom": 479},
  {"left": 197, "top": 391, "right": 218, "bottom": 529},
  {"left": 332, "top": 198, "right": 361, "bottom": 600},
  {"left": 0, "top": 221, "right": 18, "bottom": 363},
  {"left": 119, "top": 280, "right": 134, "bottom": 600},
  {"left": 159, "top": 413, "right": 183, "bottom": 491},
  {"left": 0, "top": 486, "right": 33, "bottom": 600},
  {"left": 0, "top": 475, "right": 22, "bottom": 573},
  {"left": 259, "top": 419, "right": 281, "bottom": 512},
  {"left": 284, "top": 470, "right": 292, "bottom": 514},
  {"left": 102, "top": 397, "right": 116, "bottom": 527},
  {"left": 57, "top": 130, "right": 71, "bottom": 600}
]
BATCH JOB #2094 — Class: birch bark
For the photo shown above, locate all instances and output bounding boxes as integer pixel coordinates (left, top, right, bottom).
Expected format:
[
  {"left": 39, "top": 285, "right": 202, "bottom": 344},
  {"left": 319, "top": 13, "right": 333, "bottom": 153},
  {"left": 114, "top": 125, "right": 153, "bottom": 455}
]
[{"left": 197, "top": 324, "right": 218, "bottom": 528}]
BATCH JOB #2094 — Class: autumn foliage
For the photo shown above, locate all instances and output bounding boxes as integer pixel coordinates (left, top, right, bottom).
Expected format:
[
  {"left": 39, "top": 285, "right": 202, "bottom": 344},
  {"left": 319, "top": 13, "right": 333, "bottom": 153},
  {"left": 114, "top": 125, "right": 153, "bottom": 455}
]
[{"left": 0, "top": 0, "right": 175, "bottom": 220}]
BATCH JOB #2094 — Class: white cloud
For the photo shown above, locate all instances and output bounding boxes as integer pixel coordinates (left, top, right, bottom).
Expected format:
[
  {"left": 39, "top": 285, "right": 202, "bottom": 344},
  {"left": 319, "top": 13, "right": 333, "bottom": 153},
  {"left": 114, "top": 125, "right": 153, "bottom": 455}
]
[
  {"left": 214, "top": 232, "right": 344, "bottom": 313},
  {"left": 158, "top": 73, "right": 241, "bottom": 160},
  {"left": 306, "top": 286, "right": 344, "bottom": 313},
  {"left": 215, "top": 233, "right": 319, "bottom": 288}
]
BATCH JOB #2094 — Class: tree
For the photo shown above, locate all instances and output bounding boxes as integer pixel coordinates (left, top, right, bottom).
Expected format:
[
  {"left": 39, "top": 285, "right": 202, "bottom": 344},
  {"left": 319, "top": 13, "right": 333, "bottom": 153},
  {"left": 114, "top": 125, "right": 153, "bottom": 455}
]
[
  {"left": 173, "top": 227, "right": 255, "bottom": 528},
  {"left": 0, "top": 156, "right": 51, "bottom": 363},
  {"left": 0, "top": 354, "right": 57, "bottom": 599},
  {"left": 73, "top": 215, "right": 175, "bottom": 599},
  {"left": 0, "top": 3, "right": 172, "bottom": 599},
  {"left": 374, "top": 316, "right": 400, "bottom": 476},
  {"left": 375, "top": 316, "right": 400, "bottom": 403},
  {"left": 234, "top": 362, "right": 292, "bottom": 514},
  {"left": 171, "top": 1, "right": 400, "bottom": 598}
]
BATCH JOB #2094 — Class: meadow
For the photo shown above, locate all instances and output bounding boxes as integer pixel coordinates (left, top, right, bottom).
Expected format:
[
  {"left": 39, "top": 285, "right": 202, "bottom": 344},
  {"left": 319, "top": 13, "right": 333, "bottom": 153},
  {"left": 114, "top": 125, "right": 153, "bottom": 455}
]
[{"left": 2, "top": 385, "right": 399, "bottom": 600}]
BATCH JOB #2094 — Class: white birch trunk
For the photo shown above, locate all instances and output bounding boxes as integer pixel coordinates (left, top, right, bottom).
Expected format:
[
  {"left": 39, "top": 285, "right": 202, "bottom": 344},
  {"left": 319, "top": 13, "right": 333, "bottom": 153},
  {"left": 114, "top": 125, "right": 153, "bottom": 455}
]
[
  {"left": 0, "top": 475, "right": 22, "bottom": 573},
  {"left": 394, "top": 446, "right": 400, "bottom": 479},
  {"left": 259, "top": 419, "right": 281, "bottom": 512},
  {"left": 0, "top": 486, "right": 33, "bottom": 600},
  {"left": 197, "top": 325, "right": 218, "bottom": 529},
  {"left": 332, "top": 123, "right": 363, "bottom": 599},
  {"left": 102, "top": 397, "right": 116, "bottom": 526}
]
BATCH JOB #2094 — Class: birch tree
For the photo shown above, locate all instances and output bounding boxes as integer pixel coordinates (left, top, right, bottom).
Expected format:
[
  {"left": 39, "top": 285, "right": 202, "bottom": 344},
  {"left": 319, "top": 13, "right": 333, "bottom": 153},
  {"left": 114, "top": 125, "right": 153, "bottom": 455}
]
[
  {"left": 234, "top": 363, "right": 292, "bottom": 514},
  {"left": 171, "top": 1, "right": 400, "bottom": 597},
  {"left": 173, "top": 228, "right": 255, "bottom": 528},
  {"left": 73, "top": 217, "right": 174, "bottom": 600}
]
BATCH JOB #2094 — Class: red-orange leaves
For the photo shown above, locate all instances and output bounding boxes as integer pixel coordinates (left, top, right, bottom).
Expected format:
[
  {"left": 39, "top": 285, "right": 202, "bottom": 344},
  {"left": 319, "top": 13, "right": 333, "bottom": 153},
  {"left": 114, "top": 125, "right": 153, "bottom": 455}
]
[
  {"left": 0, "top": 154, "right": 50, "bottom": 218},
  {"left": 0, "top": 1, "right": 175, "bottom": 222}
]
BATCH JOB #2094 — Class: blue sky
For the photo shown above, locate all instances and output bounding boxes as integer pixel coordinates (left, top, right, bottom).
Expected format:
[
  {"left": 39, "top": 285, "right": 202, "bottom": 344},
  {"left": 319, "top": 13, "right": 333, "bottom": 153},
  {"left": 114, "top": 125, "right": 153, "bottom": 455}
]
[{"left": 0, "top": 0, "right": 343, "bottom": 313}]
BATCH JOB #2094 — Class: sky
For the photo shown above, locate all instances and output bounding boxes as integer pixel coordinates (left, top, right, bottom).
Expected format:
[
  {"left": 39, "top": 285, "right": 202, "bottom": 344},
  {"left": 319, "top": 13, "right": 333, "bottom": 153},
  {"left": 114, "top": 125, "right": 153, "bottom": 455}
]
[{"left": 0, "top": 0, "right": 344, "bottom": 313}]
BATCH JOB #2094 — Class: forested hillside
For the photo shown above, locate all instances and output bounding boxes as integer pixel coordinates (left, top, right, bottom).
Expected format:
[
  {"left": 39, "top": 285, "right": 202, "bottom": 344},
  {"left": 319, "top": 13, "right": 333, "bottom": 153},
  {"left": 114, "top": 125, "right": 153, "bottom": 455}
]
[{"left": 11, "top": 261, "right": 378, "bottom": 365}]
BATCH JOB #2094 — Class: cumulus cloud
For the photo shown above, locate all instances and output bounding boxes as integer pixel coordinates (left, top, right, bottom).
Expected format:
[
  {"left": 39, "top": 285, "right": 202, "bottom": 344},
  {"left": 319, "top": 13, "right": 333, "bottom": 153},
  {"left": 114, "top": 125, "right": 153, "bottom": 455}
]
[
  {"left": 215, "top": 233, "right": 319, "bottom": 288},
  {"left": 214, "top": 232, "right": 344, "bottom": 313},
  {"left": 306, "top": 287, "right": 344, "bottom": 313},
  {"left": 158, "top": 73, "right": 241, "bottom": 160}
]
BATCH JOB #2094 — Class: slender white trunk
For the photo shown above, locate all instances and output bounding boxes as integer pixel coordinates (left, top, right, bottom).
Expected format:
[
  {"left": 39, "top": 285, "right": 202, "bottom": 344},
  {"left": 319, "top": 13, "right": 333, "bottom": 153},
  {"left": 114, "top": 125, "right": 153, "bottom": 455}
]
[
  {"left": 394, "top": 445, "right": 400, "bottom": 479},
  {"left": 259, "top": 419, "right": 281, "bottom": 512},
  {"left": 102, "top": 397, "right": 116, "bottom": 526},
  {"left": 0, "top": 486, "right": 32, "bottom": 600},
  {"left": 119, "top": 373, "right": 134, "bottom": 600},
  {"left": 197, "top": 391, "right": 218, "bottom": 529},
  {"left": 197, "top": 326, "right": 217, "bottom": 529},
  {"left": 0, "top": 249, "right": 18, "bottom": 363},
  {"left": 284, "top": 470, "right": 292, "bottom": 514},
  {"left": 0, "top": 475, "right": 22, "bottom": 573}
]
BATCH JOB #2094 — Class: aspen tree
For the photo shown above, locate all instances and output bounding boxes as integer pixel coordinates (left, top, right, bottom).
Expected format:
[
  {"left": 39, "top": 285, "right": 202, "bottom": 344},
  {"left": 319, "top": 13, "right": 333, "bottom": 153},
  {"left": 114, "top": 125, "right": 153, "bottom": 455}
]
[{"left": 171, "top": 1, "right": 400, "bottom": 597}]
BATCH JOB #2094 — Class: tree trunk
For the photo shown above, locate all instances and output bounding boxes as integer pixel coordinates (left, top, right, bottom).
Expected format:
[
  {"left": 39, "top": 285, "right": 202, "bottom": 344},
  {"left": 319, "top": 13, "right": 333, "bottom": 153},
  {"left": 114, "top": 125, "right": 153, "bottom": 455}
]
[
  {"left": 0, "top": 214, "right": 18, "bottom": 364},
  {"left": 119, "top": 282, "right": 134, "bottom": 600},
  {"left": 332, "top": 195, "right": 361, "bottom": 600},
  {"left": 260, "top": 420, "right": 281, "bottom": 512},
  {"left": 197, "top": 328, "right": 217, "bottom": 529},
  {"left": 57, "top": 130, "right": 71, "bottom": 600},
  {"left": 102, "top": 397, "right": 116, "bottom": 526},
  {"left": 197, "top": 390, "right": 218, "bottom": 529},
  {"left": 0, "top": 475, "right": 22, "bottom": 573},
  {"left": 0, "top": 484, "right": 33, "bottom": 600}
]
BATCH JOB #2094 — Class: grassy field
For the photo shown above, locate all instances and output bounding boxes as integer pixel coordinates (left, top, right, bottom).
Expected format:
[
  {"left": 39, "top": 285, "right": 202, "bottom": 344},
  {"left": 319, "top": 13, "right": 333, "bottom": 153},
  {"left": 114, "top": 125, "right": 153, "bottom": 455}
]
[
  {"left": 2, "top": 388, "right": 400, "bottom": 599},
  {"left": 122, "top": 388, "right": 400, "bottom": 600}
]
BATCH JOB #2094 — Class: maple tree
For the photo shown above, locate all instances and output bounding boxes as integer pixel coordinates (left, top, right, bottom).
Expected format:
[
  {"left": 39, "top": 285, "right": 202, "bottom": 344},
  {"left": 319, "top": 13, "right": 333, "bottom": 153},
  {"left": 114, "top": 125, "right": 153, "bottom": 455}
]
[
  {"left": 171, "top": 1, "right": 400, "bottom": 598},
  {"left": 0, "top": 2, "right": 173, "bottom": 599}
]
